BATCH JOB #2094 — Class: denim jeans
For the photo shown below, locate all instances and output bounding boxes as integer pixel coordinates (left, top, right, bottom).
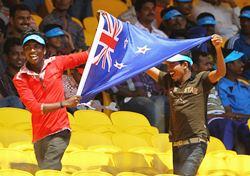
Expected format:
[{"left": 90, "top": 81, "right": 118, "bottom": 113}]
[
  {"left": 118, "top": 95, "right": 169, "bottom": 132},
  {"left": 173, "top": 142, "right": 207, "bottom": 176},
  {"left": 34, "top": 129, "right": 71, "bottom": 170},
  {"left": 0, "top": 96, "right": 25, "bottom": 109}
]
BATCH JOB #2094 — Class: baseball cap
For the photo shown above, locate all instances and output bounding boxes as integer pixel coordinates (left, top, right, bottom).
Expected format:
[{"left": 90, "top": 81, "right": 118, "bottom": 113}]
[
  {"left": 239, "top": 9, "right": 250, "bottom": 19},
  {"left": 22, "top": 34, "right": 46, "bottom": 46},
  {"left": 163, "top": 9, "right": 183, "bottom": 21},
  {"left": 45, "top": 27, "right": 65, "bottom": 38},
  {"left": 197, "top": 16, "right": 216, "bottom": 26},
  {"left": 224, "top": 50, "right": 244, "bottom": 63},
  {"left": 167, "top": 54, "right": 193, "bottom": 65}
]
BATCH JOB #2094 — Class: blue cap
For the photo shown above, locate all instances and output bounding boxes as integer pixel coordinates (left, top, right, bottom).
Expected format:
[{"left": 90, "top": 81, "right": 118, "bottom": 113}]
[
  {"left": 167, "top": 54, "right": 193, "bottom": 65},
  {"left": 197, "top": 16, "right": 216, "bottom": 26},
  {"left": 22, "top": 34, "right": 45, "bottom": 46},
  {"left": 175, "top": 0, "right": 192, "bottom": 2},
  {"left": 163, "top": 9, "right": 182, "bottom": 21},
  {"left": 224, "top": 50, "right": 244, "bottom": 63},
  {"left": 239, "top": 10, "right": 250, "bottom": 19},
  {"left": 45, "top": 27, "right": 65, "bottom": 38}
]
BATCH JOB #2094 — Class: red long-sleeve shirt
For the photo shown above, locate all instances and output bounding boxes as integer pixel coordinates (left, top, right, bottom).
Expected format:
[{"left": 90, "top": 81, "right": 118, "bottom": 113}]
[{"left": 13, "top": 52, "right": 88, "bottom": 142}]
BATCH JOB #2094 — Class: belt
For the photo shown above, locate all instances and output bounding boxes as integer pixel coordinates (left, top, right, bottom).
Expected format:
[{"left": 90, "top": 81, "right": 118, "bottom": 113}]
[{"left": 173, "top": 137, "right": 207, "bottom": 147}]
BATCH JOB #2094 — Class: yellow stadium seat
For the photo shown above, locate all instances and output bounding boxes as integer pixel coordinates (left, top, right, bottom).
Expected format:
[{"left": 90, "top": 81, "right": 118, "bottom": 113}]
[
  {"left": 111, "top": 133, "right": 150, "bottom": 151},
  {"left": 206, "top": 136, "right": 226, "bottom": 153},
  {"left": 155, "top": 174, "right": 179, "bottom": 176},
  {"left": 112, "top": 152, "right": 149, "bottom": 172},
  {"left": 72, "top": 170, "right": 113, "bottom": 176},
  {"left": 8, "top": 141, "right": 33, "bottom": 152},
  {"left": 206, "top": 170, "right": 238, "bottom": 176},
  {"left": 65, "top": 143, "right": 84, "bottom": 153},
  {"left": 0, "top": 169, "right": 33, "bottom": 176},
  {"left": 45, "top": 0, "right": 54, "bottom": 13},
  {"left": 151, "top": 133, "right": 172, "bottom": 153},
  {"left": 70, "top": 132, "right": 113, "bottom": 148},
  {"left": 87, "top": 145, "right": 122, "bottom": 154},
  {"left": 92, "top": 0, "right": 128, "bottom": 17},
  {"left": 31, "top": 14, "right": 42, "bottom": 27},
  {"left": 35, "top": 169, "right": 69, "bottom": 176},
  {"left": 248, "top": 118, "right": 250, "bottom": 129},
  {"left": 110, "top": 111, "right": 154, "bottom": 131},
  {"left": 116, "top": 172, "right": 148, "bottom": 176},
  {"left": 205, "top": 150, "right": 237, "bottom": 160},
  {"left": 83, "top": 30, "right": 95, "bottom": 47},
  {"left": 64, "top": 150, "right": 111, "bottom": 170},
  {"left": 198, "top": 155, "right": 235, "bottom": 175},
  {"left": 102, "top": 91, "right": 113, "bottom": 116},
  {"left": 226, "top": 155, "right": 250, "bottom": 175},
  {"left": 0, "top": 127, "right": 31, "bottom": 147},
  {"left": 73, "top": 110, "right": 118, "bottom": 135},
  {"left": 0, "top": 107, "right": 31, "bottom": 127},
  {"left": 0, "top": 142, "right": 3, "bottom": 148},
  {"left": 83, "top": 16, "right": 98, "bottom": 33},
  {"left": 0, "top": 148, "right": 32, "bottom": 169},
  {"left": 236, "top": 0, "right": 250, "bottom": 7},
  {"left": 151, "top": 150, "right": 173, "bottom": 174}
]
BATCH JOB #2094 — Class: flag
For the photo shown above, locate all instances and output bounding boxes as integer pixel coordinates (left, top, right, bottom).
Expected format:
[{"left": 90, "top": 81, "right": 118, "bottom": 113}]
[{"left": 77, "top": 11, "right": 211, "bottom": 103}]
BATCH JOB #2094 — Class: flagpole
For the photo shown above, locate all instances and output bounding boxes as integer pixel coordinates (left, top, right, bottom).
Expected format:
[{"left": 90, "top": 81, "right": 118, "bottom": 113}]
[{"left": 76, "top": 11, "right": 105, "bottom": 96}]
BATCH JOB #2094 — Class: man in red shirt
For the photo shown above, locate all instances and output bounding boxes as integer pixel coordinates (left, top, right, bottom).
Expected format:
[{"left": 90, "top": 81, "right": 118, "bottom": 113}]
[{"left": 13, "top": 30, "right": 88, "bottom": 170}]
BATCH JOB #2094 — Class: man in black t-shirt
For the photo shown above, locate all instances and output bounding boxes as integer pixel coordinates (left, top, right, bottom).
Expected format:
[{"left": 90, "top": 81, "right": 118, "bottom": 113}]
[{"left": 146, "top": 34, "right": 226, "bottom": 175}]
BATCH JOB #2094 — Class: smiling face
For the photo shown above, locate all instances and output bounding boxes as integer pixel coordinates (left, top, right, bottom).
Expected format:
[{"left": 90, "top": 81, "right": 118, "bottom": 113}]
[
  {"left": 166, "top": 61, "right": 188, "bottom": 82},
  {"left": 23, "top": 40, "right": 45, "bottom": 67},
  {"left": 11, "top": 10, "right": 31, "bottom": 33}
]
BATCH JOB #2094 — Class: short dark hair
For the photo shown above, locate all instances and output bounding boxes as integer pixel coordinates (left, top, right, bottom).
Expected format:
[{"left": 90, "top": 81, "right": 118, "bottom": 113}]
[
  {"left": 10, "top": 4, "right": 31, "bottom": 17},
  {"left": 197, "top": 12, "right": 215, "bottom": 21},
  {"left": 191, "top": 50, "right": 209, "bottom": 65},
  {"left": 21, "top": 29, "right": 47, "bottom": 46},
  {"left": 0, "top": 18, "right": 6, "bottom": 35},
  {"left": 43, "top": 23, "right": 63, "bottom": 33},
  {"left": 134, "top": 0, "right": 156, "bottom": 12},
  {"left": 3, "top": 37, "right": 22, "bottom": 55}
]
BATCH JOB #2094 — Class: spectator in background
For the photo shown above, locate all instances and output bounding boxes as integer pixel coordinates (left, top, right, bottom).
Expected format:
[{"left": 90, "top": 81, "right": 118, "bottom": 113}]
[
  {"left": 69, "top": 0, "right": 92, "bottom": 21},
  {"left": 159, "top": 6, "right": 189, "bottom": 38},
  {"left": 216, "top": 49, "right": 250, "bottom": 154},
  {"left": 118, "top": 0, "right": 138, "bottom": 25},
  {"left": 7, "top": 4, "right": 32, "bottom": 38},
  {"left": 39, "top": 0, "right": 87, "bottom": 51},
  {"left": 226, "top": 6, "right": 250, "bottom": 80},
  {"left": 43, "top": 23, "right": 75, "bottom": 56},
  {"left": 173, "top": 0, "right": 196, "bottom": 26},
  {"left": 0, "top": 0, "right": 9, "bottom": 25},
  {"left": 0, "top": 18, "right": 6, "bottom": 56},
  {"left": 134, "top": 0, "right": 167, "bottom": 38},
  {"left": 0, "top": 37, "right": 25, "bottom": 108},
  {"left": 192, "top": 0, "right": 240, "bottom": 39}
]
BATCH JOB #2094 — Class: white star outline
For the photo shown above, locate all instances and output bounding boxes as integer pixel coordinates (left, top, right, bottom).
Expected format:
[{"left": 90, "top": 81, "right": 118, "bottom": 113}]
[
  {"left": 114, "top": 60, "right": 127, "bottom": 69},
  {"left": 136, "top": 45, "right": 151, "bottom": 54},
  {"left": 124, "top": 38, "right": 128, "bottom": 49}
]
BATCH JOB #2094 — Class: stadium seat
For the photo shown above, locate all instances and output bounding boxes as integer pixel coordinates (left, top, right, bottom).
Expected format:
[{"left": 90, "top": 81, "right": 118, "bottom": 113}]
[
  {"left": 31, "top": 14, "right": 42, "bottom": 27},
  {"left": 87, "top": 145, "right": 122, "bottom": 154},
  {"left": 64, "top": 150, "right": 111, "bottom": 170},
  {"left": 72, "top": 17, "right": 83, "bottom": 28},
  {"left": 116, "top": 172, "right": 148, "bottom": 176},
  {"left": 111, "top": 111, "right": 151, "bottom": 129},
  {"left": 236, "top": 0, "right": 250, "bottom": 7},
  {"left": 35, "top": 169, "right": 69, "bottom": 176},
  {"left": 205, "top": 150, "right": 237, "bottom": 160},
  {"left": 0, "top": 127, "right": 31, "bottom": 147},
  {"left": 112, "top": 152, "right": 150, "bottom": 172},
  {"left": 70, "top": 132, "right": 113, "bottom": 148},
  {"left": 92, "top": 0, "right": 128, "bottom": 17},
  {"left": 45, "top": 0, "right": 54, "bottom": 13},
  {"left": 72, "top": 170, "right": 113, "bottom": 176},
  {"left": 83, "top": 16, "right": 98, "bottom": 33},
  {"left": 0, "top": 169, "right": 33, "bottom": 176},
  {"left": 0, "top": 107, "right": 31, "bottom": 128},
  {"left": 206, "top": 136, "right": 226, "bottom": 153},
  {"left": 151, "top": 133, "right": 172, "bottom": 153},
  {"left": 111, "top": 133, "right": 150, "bottom": 151},
  {"left": 151, "top": 150, "right": 173, "bottom": 174},
  {"left": 226, "top": 155, "right": 250, "bottom": 175}
]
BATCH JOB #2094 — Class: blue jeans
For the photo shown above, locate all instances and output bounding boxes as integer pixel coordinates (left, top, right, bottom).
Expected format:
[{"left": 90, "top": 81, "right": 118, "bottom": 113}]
[
  {"left": 118, "top": 95, "right": 169, "bottom": 132},
  {"left": 173, "top": 142, "right": 207, "bottom": 176},
  {"left": 0, "top": 96, "right": 24, "bottom": 109}
]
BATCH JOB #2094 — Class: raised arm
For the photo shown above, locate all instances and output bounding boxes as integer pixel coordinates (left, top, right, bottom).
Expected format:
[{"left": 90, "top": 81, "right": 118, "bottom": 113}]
[{"left": 208, "top": 34, "right": 226, "bottom": 83}]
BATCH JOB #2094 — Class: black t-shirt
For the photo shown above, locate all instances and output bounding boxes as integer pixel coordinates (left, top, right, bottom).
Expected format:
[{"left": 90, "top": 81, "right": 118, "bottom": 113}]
[{"left": 159, "top": 71, "right": 214, "bottom": 142}]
